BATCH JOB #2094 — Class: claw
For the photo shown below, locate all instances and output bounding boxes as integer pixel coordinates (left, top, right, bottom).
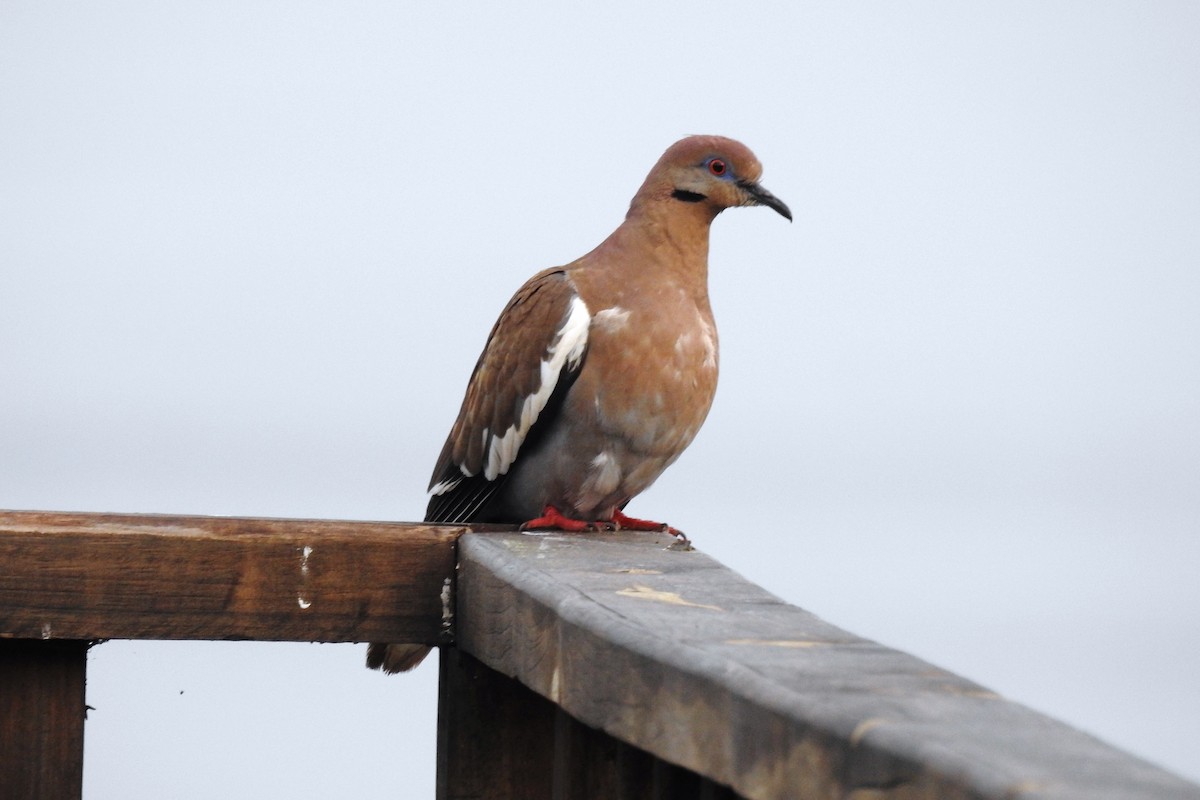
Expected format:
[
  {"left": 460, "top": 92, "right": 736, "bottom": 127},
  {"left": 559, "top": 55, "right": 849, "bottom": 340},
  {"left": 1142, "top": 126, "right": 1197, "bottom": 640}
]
[
  {"left": 610, "top": 508, "right": 671, "bottom": 533},
  {"left": 611, "top": 509, "right": 691, "bottom": 548}
]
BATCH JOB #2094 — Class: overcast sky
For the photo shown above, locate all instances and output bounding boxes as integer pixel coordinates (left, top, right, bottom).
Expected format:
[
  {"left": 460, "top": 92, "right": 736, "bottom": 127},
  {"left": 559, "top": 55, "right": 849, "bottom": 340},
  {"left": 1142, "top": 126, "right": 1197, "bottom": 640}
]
[{"left": 3, "top": 3, "right": 1198, "bottom": 797}]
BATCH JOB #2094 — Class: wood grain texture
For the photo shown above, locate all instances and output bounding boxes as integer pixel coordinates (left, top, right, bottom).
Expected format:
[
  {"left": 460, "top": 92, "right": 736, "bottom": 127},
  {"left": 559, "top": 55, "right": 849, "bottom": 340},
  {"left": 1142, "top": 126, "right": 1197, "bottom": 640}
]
[
  {"left": 456, "top": 531, "right": 1200, "bottom": 800},
  {"left": 0, "top": 639, "right": 87, "bottom": 800},
  {"left": 0, "top": 510, "right": 461, "bottom": 643},
  {"left": 437, "top": 647, "right": 557, "bottom": 800},
  {"left": 436, "top": 648, "right": 738, "bottom": 800}
]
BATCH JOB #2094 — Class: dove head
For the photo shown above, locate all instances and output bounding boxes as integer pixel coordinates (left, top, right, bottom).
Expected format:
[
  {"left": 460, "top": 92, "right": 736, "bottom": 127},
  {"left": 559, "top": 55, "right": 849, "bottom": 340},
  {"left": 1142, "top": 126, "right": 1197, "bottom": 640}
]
[{"left": 630, "top": 135, "right": 792, "bottom": 223}]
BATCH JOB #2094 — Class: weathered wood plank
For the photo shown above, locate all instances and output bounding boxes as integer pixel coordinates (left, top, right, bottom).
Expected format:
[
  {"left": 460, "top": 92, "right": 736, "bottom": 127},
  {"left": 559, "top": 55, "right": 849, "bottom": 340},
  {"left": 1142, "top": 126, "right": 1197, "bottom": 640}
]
[
  {"left": 456, "top": 531, "right": 1200, "bottom": 800},
  {"left": 0, "top": 510, "right": 461, "bottom": 643},
  {"left": 0, "top": 639, "right": 88, "bottom": 800}
]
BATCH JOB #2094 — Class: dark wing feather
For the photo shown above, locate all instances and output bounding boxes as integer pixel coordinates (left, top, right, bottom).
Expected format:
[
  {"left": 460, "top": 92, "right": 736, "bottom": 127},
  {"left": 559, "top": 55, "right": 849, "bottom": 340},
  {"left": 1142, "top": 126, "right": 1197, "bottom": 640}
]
[{"left": 424, "top": 268, "right": 588, "bottom": 524}]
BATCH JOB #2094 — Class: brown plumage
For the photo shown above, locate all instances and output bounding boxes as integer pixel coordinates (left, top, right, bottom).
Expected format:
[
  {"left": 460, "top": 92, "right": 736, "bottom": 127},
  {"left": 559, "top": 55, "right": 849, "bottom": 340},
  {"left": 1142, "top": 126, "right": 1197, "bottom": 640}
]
[{"left": 368, "top": 135, "right": 790, "bottom": 673}]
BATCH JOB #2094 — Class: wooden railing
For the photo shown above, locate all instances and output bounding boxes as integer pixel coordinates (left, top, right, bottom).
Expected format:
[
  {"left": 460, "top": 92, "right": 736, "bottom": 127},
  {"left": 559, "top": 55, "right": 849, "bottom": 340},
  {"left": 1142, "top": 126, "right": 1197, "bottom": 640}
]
[{"left": 2, "top": 510, "right": 1197, "bottom": 799}]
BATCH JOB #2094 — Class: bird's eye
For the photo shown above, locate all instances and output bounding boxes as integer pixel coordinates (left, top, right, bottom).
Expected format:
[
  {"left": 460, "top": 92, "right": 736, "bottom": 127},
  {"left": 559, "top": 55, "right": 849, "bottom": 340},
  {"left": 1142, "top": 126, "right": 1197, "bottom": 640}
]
[{"left": 707, "top": 158, "right": 727, "bottom": 176}]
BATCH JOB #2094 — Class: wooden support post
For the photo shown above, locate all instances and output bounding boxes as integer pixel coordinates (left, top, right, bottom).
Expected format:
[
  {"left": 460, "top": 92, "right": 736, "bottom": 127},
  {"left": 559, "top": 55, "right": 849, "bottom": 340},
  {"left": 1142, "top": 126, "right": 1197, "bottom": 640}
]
[
  {"left": 0, "top": 639, "right": 88, "bottom": 800},
  {"left": 436, "top": 648, "right": 556, "bottom": 800},
  {"left": 552, "top": 706, "right": 628, "bottom": 799},
  {"left": 436, "top": 647, "right": 739, "bottom": 800},
  {"left": 550, "top": 707, "right": 737, "bottom": 800}
]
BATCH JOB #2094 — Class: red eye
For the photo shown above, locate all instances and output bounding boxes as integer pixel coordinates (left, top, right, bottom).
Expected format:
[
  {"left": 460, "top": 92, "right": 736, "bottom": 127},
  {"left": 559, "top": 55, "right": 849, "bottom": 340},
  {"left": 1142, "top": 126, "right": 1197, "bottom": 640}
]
[{"left": 708, "top": 158, "right": 727, "bottom": 176}]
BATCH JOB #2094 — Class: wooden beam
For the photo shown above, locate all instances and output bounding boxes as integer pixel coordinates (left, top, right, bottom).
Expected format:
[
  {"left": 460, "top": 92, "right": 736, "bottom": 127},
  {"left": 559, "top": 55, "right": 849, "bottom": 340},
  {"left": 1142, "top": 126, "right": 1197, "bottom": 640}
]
[
  {"left": 455, "top": 531, "right": 1200, "bottom": 800},
  {"left": 0, "top": 510, "right": 461, "bottom": 643},
  {"left": 0, "top": 639, "right": 88, "bottom": 800}
]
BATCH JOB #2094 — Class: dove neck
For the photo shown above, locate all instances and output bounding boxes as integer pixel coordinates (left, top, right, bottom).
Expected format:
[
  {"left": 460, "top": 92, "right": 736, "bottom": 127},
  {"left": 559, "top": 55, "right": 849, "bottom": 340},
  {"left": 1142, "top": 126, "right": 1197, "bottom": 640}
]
[{"left": 603, "top": 202, "right": 712, "bottom": 288}]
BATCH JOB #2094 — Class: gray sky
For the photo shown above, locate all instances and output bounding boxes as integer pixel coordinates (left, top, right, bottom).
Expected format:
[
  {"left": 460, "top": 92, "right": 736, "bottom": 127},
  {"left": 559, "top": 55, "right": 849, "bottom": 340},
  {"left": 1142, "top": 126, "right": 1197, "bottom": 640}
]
[{"left": 3, "top": 3, "right": 1198, "bottom": 796}]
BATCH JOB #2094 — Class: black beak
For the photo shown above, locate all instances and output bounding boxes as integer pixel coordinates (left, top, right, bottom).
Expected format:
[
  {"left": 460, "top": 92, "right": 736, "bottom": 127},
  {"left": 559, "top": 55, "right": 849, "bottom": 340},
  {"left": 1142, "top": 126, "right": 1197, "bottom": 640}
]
[{"left": 739, "top": 180, "right": 792, "bottom": 221}]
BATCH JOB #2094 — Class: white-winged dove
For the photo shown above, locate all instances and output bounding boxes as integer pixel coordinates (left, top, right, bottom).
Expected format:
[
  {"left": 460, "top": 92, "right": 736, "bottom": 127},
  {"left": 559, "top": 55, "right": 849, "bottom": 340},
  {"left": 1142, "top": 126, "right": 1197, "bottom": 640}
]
[{"left": 368, "top": 135, "right": 790, "bottom": 673}]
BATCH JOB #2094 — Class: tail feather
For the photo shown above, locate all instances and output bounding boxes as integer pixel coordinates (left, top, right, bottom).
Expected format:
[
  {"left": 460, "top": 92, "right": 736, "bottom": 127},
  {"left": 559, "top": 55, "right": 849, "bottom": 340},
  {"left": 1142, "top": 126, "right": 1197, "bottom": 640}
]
[{"left": 366, "top": 642, "right": 432, "bottom": 673}]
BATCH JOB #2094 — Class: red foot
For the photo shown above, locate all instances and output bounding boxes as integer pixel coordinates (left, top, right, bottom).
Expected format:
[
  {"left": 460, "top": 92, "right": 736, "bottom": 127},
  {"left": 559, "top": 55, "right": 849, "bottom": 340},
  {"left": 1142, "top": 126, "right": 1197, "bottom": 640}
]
[
  {"left": 519, "top": 505, "right": 689, "bottom": 545},
  {"left": 520, "top": 505, "right": 595, "bottom": 532},
  {"left": 610, "top": 509, "right": 685, "bottom": 539},
  {"left": 609, "top": 508, "right": 669, "bottom": 532}
]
